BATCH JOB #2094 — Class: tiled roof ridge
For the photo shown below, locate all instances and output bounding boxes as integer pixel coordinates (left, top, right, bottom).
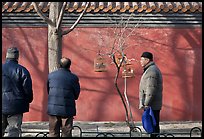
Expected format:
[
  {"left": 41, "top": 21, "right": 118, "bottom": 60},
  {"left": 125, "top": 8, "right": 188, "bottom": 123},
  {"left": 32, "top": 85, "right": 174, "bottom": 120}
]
[{"left": 2, "top": 2, "right": 202, "bottom": 13}]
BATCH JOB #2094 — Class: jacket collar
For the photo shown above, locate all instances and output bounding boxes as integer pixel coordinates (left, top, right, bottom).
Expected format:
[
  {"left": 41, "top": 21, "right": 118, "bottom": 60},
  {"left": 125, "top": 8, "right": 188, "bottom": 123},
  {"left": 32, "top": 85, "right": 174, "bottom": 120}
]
[
  {"left": 58, "top": 68, "right": 71, "bottom": 72},
  {"left": 6, "top": 59, "right": 18, "bottom": 64},
  {"left": 143, "top": 61, "right": 155, "bottom": 72}
]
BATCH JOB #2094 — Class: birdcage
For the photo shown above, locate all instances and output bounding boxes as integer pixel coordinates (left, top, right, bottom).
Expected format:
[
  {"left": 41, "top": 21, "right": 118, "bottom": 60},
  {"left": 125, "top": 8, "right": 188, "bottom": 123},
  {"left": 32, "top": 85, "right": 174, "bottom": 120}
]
[
  {"left": 94, "top": 55, "right": 107, "bottom": 72},
  {"left": 122, "top": 63, "right": 135, "bottom": 78}
]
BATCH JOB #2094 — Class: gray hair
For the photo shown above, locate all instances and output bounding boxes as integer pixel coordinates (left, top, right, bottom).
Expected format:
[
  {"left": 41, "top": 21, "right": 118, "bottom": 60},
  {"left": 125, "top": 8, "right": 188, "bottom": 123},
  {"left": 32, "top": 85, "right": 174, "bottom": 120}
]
[{"left": 6, "top": 47, "right": 19, "bottom": 59}]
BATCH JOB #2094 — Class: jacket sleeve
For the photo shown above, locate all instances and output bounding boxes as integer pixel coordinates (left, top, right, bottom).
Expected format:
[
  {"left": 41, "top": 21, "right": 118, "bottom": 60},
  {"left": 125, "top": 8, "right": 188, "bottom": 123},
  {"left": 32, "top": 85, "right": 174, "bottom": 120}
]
[
  {"left": 22, "top": 68, "right": 33, "bottom": 103},
  {"left": 73, "top": 76, "right": 80, "bottom": 100},
  {"left": 144, "top": 74, "right": 158, "bottom": 106},
  {"left": 139, "top": 90, "right": 145, "bottom": 109}
]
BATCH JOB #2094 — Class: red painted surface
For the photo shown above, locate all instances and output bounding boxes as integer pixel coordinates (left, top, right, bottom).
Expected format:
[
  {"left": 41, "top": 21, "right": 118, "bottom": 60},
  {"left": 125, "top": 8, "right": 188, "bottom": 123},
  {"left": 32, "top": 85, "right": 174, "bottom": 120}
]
[{"left": 2, "top": 27, "right": 202, "bottom": 122}]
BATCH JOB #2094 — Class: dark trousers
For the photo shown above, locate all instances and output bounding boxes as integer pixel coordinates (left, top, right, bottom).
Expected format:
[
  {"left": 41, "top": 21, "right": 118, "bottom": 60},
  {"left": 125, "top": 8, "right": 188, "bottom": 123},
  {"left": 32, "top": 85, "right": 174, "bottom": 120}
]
[
  {"left": 48, "top": 115, "right": 73, "bottom": 137},
  {"left": 150, "top": 110, "right": 160, "bottom": 137},
  {"left": 2, "top": 114, "right": 23, "bottom": 137}
]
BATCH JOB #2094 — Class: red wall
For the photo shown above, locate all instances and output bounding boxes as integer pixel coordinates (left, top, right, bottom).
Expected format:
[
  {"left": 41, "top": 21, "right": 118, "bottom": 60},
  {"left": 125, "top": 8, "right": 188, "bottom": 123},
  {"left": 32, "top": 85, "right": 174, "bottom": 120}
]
[{"left": 2, "top": 27, "right": 202, "bottom": 122}]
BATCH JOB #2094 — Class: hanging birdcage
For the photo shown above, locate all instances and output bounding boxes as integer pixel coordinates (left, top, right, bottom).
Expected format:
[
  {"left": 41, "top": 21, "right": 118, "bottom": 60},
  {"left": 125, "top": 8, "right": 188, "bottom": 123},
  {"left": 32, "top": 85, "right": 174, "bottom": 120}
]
[
  {"left": 94, "top": 55, "right": 107, "bottom": 72},
  {"left": 122, "top": 62, "right": 135, "bottom": 78}
]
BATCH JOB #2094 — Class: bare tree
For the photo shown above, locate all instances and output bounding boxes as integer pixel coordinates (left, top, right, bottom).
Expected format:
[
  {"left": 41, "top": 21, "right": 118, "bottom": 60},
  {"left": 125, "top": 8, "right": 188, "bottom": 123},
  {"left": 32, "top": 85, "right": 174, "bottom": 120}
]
[
  {"left": 33, "top": 2, "right": 89, "bottom": 73},
  {"left": 95, "top": 13, "right": 144, "bottom": 129}
]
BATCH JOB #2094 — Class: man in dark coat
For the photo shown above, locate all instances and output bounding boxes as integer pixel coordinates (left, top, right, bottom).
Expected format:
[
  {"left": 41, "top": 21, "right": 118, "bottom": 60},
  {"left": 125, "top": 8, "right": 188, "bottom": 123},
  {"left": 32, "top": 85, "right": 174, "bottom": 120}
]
[
  {"left": 139, "top": 51, "right": 163, "bottom": 137},
  {"left": 47, "top": 57, "right": 80, "bottom": 137},
  {"left": 2, "top": 47, "right": 33, "bottom": 137}
]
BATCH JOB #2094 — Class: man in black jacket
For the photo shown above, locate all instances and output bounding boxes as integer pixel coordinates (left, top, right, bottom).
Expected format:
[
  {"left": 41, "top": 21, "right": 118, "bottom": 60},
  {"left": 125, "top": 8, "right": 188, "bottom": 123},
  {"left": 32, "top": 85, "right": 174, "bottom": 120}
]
[
  {"left": 47, "top": 57, "right": 80, "bottom": 137},
  {"left": 2, "top": 47, "right": 33, "bottom": 137}
]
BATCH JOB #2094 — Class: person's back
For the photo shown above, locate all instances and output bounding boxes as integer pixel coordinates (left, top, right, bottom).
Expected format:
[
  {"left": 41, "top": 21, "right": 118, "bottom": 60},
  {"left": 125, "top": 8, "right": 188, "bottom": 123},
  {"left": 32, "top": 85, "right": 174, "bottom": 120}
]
[
  {"left": 2, "top": 60, "right": 33, "bottom": 114},
  {"left": 2, "top": 47, "right": 33, "bottom": 137},
  {"left": 47, "top": 57, "right": 80, "bottom": 137},
  {"left": 47, "top": 68, "right": 80, "bottom": 117}
]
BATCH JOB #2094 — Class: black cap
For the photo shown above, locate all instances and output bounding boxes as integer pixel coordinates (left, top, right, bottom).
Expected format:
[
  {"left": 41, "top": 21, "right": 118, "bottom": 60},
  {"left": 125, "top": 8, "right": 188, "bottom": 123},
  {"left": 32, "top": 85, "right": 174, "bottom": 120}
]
[{"left": 141, "top": 52, "right": 153, "bottom": 60}]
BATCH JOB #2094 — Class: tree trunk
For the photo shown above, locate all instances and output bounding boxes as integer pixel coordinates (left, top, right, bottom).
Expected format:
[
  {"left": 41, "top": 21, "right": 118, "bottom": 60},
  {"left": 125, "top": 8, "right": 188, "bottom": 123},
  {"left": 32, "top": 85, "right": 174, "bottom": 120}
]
[{"left": 48, "top": 2, "right": 63, "bottom": 73}]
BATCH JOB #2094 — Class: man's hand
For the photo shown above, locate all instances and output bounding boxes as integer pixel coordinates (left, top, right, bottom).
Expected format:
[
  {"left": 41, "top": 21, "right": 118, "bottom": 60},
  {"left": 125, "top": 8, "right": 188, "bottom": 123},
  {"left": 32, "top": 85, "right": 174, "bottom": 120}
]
[
  {"left": 139, "top": 104, "right": 149, "bottom": 110},
  {"left": 139, "top": 103, "right": 144, "bottom": 109},
  {"left": 144, "top": 105, "right": 150, "bottom": 110}
]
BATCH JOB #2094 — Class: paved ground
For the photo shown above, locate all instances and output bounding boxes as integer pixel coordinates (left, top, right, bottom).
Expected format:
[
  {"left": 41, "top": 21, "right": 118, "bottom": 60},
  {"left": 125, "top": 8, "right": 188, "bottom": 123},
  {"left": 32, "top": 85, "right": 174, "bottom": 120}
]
[{"left": 4, "top": 121, "right": 202, "bottom": 137}]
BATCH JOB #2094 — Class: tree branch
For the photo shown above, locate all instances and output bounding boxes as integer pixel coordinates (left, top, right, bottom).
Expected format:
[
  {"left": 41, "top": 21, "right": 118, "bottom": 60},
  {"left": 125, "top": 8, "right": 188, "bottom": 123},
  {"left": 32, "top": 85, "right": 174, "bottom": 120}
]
[
  {"left": 61, "top": 2, "right": 90, "bottom": 36},
  {"left": 32, "top": 2, "right": 55, "bottom": 27},
  {"left": 112, "top": 54, "right": 130, "bottom": 126},
  {"left": 56, "top": 2, "right": 67, "bottom": 31}
]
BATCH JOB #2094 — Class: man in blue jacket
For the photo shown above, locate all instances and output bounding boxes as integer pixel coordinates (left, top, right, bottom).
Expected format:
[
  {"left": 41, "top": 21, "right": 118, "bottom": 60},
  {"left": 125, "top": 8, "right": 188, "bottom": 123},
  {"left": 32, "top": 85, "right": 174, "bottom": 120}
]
[
  {"left": 2, "top": 47, "right": 33, "bottom": 137},
  {"left": 47, "top": 57, "right": 80, "bottom": 137}
]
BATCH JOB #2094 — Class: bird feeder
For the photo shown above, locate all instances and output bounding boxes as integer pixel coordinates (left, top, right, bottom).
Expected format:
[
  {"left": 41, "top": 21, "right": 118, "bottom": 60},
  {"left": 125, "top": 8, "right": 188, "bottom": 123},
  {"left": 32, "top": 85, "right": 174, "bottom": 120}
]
[{"left": 94, "top": 55, "right": 107, "bottom": 72}]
